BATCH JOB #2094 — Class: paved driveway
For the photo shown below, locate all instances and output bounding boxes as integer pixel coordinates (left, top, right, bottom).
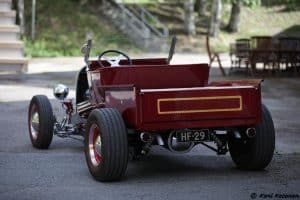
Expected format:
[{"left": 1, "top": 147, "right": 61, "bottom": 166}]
[{"left": 0, "top": 57, "right": 299, "bottom": 200}]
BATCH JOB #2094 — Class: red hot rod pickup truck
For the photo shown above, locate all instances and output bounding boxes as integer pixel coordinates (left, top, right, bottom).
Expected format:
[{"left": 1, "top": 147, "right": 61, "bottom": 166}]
[{"left": 28, "top": 39, "right": 275, "bottom": 182}]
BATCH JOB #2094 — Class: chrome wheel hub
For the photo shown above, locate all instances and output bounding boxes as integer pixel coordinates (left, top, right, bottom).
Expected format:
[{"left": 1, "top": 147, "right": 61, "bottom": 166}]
[
  {"left": 30, "top": 105, "right": 39, "bottom": 140},
  {"left": 88, "top": 124, "right": 102, "bottom": 167}
]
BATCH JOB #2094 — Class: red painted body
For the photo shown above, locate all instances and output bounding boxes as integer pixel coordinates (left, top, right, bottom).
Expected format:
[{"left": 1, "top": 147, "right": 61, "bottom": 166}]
[{"left": 87, "top": 58, "right": 262, "bottom": 131}]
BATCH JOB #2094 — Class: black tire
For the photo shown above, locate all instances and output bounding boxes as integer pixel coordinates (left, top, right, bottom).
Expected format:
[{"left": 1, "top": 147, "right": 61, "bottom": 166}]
[
  {"left": 84, "top": 108, "right": 128, "bottom": 181},
  {"left": 28, "top": 95, "right": 54, "bottom": 149},
  {"left": 228, "top": 104, "right": 275, "bottom": 170}
]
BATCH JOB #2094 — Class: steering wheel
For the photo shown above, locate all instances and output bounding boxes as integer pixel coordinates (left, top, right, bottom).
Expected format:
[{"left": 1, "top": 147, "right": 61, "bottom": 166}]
[{"left": 98, "top": 50, "right": 132, "bottom": 67}]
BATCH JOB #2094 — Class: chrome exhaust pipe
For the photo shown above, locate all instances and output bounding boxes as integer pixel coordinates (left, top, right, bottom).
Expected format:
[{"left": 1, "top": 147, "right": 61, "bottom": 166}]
[
  {"left": 245, "top": 128, "right": 256, "bottom": 138},
  {"left": 233, "top": 130, "right": 241, "bottom": 139},
  {"left": 156, "top": 135, "right": 164, "bottom": 146},
  {"left": 140, "top": 132, "right": 152, "bottom": 143}
]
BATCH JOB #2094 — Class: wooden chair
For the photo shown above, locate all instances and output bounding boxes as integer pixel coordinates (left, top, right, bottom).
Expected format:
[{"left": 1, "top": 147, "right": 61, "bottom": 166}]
[
  {"left": 278, "top": 37, "right": 300, "bottom": 73},
  {"left": 250, "top": 36, "right": 278, "bottom": 73},
  {"left": 229, "top": 42, "right": 236, "bottom": 68},
  {"left": 235, "top": 38, "right": 252, "bottom": 74},
  {"left": 206, "top": 34, "right": 226, "bottom": 76}
]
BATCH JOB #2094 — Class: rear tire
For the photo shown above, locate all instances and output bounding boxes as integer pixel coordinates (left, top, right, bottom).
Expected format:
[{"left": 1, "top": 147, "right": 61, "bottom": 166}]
[
  {"left": 228, "top": 104, "right": 275, "bottom": 170},
  {"left": 28, "top": 95, "right": 54, "bottom": 149},
  {"left": 84, "top": 108, "right": 128, "bottom": 181}
]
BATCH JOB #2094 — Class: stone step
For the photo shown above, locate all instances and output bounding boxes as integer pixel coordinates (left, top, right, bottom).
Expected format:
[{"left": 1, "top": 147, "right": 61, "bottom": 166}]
[
  {"left": 0, "top": 31, "right": 19, "bottom": 40},
  {"left": 0, "top": 57, "right": 28, "bottom": 73},
  {"left": 0, "top": 11, "right": 16, "bottom": 25},
  {"left": 0, "top": 0, "right": 11, "bottom": 12},
  {"left": 0, "top": 41, "right": 23, "bottom": 48},
  {"left": 0, "top": 10, "right": 15, "bottom": 17},
  {"left": 0, "top": 57, "right": 28, "bottom": 64},
  {"left": 0, "top": 41, "right": 24, "bottom": 57},
  {"left": 0, "top": 25, "right": 18, "bottom": 31},
  {"left": 0, "top": 25, "right": 19, "bottom": 40},
  {"left": 0, "top": 1, "right": 27, "bottom": 74}
]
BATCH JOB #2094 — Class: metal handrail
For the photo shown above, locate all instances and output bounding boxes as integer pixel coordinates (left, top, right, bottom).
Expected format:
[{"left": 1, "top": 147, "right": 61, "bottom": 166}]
[
  {"left": 103, "top": 0, "right": 168, "bottom": 39},
  {"left": 101, "top": 0, "right": 169, "bottom": 50},
  {"left": 119, "top": 4, "right": 151, "bottom": 38},
  {"left": 135, "top": 4, "right": 169, "bottom": 37}
]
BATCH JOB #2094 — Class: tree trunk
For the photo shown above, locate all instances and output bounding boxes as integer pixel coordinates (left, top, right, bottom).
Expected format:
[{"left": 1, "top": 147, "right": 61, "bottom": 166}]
[
  {"left": 184, "top": 0, "right": 196, "bottom": 36},
  {"left": 227, "top": 0, "right": 241, "bottom": 33},
  {"left": 12, "top": 0, "right": 25, "bottom": 37},
  {"left": 195, "top": 0, "right": 206, "bottom": 16},
  {"left": 209, "top": 0, "right": 222, "bottom": 37},
  {"left": 18, "top": 0, "right": 25, "bottom": 37}
]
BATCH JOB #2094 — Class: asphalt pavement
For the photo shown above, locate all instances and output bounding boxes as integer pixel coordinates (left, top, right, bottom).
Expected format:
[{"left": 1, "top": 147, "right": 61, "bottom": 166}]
[{"left": 0, "top": 56, "right": 300, "bottom": 200}]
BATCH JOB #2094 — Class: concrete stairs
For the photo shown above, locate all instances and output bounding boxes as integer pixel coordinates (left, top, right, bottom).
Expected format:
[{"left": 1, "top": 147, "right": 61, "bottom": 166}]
[
  {"left": 102, "top": 0, "right": 169, "bottom": 51},
  {"left": 0, "top": 0, "right": 27, "bottom": 74}
]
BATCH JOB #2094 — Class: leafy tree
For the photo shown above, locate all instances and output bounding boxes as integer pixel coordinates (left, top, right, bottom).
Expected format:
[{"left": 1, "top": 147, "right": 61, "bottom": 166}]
[
  {"left": 194, "top": 0, "right": 206, "bottom": 16},
  {"left": 242, "top": 0, "right": 261, "bottom": 7},
  {"left": 226, "top": 0, "right": 261, "bottom": 33}
]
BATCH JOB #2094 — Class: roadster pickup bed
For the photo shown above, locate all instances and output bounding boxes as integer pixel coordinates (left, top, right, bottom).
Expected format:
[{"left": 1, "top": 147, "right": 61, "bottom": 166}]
[{"left": 28, "top": 39, "right": 275, "bottom": 182}]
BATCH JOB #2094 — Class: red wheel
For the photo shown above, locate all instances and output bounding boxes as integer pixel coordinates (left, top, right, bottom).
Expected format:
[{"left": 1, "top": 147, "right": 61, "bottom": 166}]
[
  {"left": 28, "top": 95, "right": 54, "bottom": 149},
  {"left": 84, "top": 108, "right": 128, "bottom": 182},
  {"left": 29, "top": 104, "right": 39, "bottom": 141},
  {"left": 88, "top": 124, "right": 102, "bottom": 167}
]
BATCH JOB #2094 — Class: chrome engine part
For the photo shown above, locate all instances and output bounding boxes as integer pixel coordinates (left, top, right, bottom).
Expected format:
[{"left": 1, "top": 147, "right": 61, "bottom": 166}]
[
  {"left": 167, "top": 130, "right": 194, "bottom": 154},
  {"left": 53, "top": 84, "right": 69, "bottom": 100}
]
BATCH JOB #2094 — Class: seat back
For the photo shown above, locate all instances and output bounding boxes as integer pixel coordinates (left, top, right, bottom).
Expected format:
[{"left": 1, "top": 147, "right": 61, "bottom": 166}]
[{"left": 98, "top": 64, "right": 210, "bottom": 89}]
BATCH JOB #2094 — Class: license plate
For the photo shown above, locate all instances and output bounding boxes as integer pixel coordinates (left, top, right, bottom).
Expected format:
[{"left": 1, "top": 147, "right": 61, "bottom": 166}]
[{"left": 176, "top": 129, "right": 210, "bottom": 142}]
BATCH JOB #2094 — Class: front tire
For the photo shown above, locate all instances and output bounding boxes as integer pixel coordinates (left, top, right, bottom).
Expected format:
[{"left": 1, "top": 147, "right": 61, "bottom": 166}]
[
  {"left": 28, "top": 95, "right": 54, "bottom": 149},
  {"left": 228, "top": 104, "right": 275, "bottom": 170},
  {"left": 84, "top": 108, "right": 128, "bottom": 181}
]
